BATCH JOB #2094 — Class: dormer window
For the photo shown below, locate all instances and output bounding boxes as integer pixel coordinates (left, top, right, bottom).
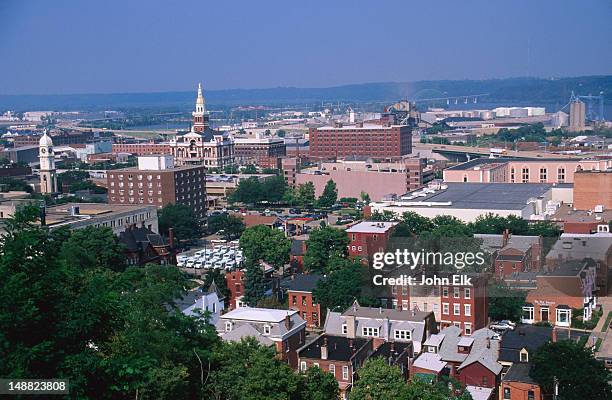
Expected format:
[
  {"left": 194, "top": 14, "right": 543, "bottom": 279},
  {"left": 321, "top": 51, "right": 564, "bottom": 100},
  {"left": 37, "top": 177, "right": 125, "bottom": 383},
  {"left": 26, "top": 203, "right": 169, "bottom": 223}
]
[
  {"left": 263, "top": 325, "right": 271, "bottom": 335},
  {"left": 225, "top": 321, "right": 233, "bottom": 332},
  {"left": 341, "top": 323, "right": 347, "bottom": 334},
  {"left": 520, "top": 348, "right": 529, "bottom": 362}
]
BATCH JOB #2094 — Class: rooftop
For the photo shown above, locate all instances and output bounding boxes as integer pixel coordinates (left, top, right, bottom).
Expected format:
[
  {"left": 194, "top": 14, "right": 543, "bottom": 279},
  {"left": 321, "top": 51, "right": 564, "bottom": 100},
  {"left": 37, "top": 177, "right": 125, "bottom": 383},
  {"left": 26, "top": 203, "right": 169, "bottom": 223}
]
[
  {"left": 345, "top": 221, "right": 399, "bottom": 234},
  {"left": 42, "top": 203, "right": 156, "bottom": 230},
  {"left": 502, "top": 363, "right": 538, "bottom": 385},
  {"left": 281, "top": 273, "right": 321, "bottom": 293},
  {"left": 412, "top": 352, "right": 446, "bottom": 372},
  {"left": 220, "top": 307, "right": 297, "bottom": 323},
  {"left": 299, "top": 335, "right": 369, "bottom": 361},
  {"left": 393, "top": 183, "right": 553, "bottom": 211}
]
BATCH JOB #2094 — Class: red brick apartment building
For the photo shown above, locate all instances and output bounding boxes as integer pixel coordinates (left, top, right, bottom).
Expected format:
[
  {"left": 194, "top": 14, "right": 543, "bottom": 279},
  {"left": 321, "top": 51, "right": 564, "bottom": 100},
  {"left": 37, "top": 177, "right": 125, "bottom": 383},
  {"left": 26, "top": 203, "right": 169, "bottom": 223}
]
[
  {"left": 233, "top": 136, "right": 286, "bottom": 168},
  {"left": 107, "top": 155, "right": 206, "bottom": 219},
  {"left": 387, "top": 272, "right": 489, "bottom": 336},
  {"left": 282, "top": 274, "right": 322, "bottom": 328},
  {"left": 345, "top": 221, "right": 399, "bottom": 262},
  {"left": 309, "top": 122, "right": 412, "bottom": 161},
  {"left": 475, "top": 233, "right": 543, "bottom": 278},
  {"left": 112, "top": 142, "right": 172, "bottom": 156},
  {"left": 225, "top": 269, "right": 245, "bottom": 310}
]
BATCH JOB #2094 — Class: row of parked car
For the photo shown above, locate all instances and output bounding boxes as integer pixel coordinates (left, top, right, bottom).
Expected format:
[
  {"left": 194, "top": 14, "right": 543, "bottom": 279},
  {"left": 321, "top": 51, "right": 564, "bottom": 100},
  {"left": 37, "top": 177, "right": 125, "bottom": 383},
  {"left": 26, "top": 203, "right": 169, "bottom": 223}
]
[{"left": 177, "top": 244, "right": 243, "bottom": 271}]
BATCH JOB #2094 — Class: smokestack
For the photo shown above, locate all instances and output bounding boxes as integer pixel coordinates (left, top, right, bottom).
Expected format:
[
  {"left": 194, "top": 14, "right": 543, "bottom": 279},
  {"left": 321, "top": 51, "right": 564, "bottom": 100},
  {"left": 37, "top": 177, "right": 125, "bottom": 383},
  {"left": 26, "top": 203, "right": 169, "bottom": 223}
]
[
  {"left": 321, "top": 336, "right": 328, "bottom": 360},
  {"left": 503, "top": 229, "right": 510, "bottom": 247}
]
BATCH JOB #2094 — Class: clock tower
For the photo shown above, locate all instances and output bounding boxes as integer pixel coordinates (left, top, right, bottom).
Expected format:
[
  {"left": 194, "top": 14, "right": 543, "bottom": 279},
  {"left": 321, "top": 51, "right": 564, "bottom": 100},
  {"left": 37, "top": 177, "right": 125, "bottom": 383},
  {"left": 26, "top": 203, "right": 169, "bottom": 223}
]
[
  {"left": 192, "top": 82, "right": 209, "bottom": 132},
  {"left": 39, "top": 130, "right": 57, "bottom": 194}
]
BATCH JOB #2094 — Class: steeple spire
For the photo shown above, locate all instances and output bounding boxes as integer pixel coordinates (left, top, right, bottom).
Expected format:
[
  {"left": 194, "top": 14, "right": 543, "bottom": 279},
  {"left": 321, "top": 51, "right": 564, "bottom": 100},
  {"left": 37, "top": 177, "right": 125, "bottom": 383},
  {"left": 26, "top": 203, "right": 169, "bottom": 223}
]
[{"left": 192, "top": 82, "right": 209, "bottom": 132}]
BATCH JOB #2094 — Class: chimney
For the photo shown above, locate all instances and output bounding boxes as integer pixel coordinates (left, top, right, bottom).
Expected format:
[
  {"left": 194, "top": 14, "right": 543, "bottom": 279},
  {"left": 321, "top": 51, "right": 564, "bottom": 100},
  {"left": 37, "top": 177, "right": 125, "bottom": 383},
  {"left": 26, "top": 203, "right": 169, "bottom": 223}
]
[
  {"left": 552, "top": 327, "right": 557, "bottom": 343},
  {"left": 486, "top": 337, "right": 491, "bottom": 349},
  {"left": 346, "top": 315, "right": 356, "bottom": 339},
  {"left": 168, "top": 228, "right": 175, "bottom": 248},
  {"left": 502, "top": 229, "right": 510, "bottom": 246},
  {"left": 285, "top": 313, "right": 292, "bottom": 330},
  {"left": 321, "top": 336, "right": 328, "bottom": 360},
  {"left": 349, "top": 339, "right": 354, "bottom": 351}
]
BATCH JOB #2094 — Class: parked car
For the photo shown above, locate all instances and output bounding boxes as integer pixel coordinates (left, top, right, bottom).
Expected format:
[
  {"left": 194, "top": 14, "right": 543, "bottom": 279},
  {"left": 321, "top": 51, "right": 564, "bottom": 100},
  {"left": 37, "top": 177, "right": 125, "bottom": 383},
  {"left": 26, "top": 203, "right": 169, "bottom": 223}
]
[{"left": 490, "top": 321, "right": 515, "bottom": 331}]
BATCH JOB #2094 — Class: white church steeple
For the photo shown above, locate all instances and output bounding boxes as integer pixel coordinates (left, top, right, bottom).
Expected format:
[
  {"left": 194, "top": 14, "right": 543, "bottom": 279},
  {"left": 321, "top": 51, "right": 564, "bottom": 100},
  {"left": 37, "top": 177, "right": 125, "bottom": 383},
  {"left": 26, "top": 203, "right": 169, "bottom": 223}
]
[{"left": 39, "top": 130, "right": 57, "bottom": 194}]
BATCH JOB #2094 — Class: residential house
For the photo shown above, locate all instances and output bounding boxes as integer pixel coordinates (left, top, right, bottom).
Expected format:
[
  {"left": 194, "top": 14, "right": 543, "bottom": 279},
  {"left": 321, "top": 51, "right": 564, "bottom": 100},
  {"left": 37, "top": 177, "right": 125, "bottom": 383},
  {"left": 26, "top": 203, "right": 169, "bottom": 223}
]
[
  {"left": 324, "top": 300, "right": 437, "bottom": 354},
  {"left": 176, "top": 281, "right": 225, "bottom": 325},
  {"left": 475, "top": 232, "right": 542, "bottom": 278},
  {"left": 298, "top": 335, "right": 373, "bottom": 399},
  {"left": 345, "top": 221, "right": 399, "bottom": 264},
  {"left": 119, "top": 224, "right": 174, "bottom": 266},
  {"left": 216, "top": 307, "right": 306, "bottom": 368},
  {"left": 523, "top": 259, "right": 597, "bottom": 327},
  {"left": 282, "top": 273, "right": 322, "bottom": 328}
]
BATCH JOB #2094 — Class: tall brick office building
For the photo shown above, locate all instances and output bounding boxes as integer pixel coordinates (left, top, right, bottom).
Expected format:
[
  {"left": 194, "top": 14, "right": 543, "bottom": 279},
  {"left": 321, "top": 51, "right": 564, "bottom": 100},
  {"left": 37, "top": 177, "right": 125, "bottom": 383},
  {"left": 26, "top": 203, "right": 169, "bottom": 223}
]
[
  {"left": 107, "top": 155, "right": 206, "bottom": 220},
  {"left": 309, "top": 122, "right": 412, "bottom": 160}
]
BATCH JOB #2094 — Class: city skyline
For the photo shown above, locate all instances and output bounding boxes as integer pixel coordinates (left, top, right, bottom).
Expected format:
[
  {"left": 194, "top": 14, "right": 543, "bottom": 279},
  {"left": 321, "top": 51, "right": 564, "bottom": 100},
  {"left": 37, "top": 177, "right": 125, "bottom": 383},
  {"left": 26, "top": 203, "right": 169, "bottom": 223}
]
[{"left": 0, "top": 0, "right": 611, "bottom": 95}]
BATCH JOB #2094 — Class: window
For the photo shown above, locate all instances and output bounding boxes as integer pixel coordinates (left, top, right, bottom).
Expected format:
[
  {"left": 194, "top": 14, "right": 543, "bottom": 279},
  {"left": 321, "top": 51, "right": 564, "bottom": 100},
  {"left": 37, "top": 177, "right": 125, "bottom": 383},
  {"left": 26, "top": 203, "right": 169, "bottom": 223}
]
[
  {"left": 541, "top": 306, "right": 549, "bottom": 322},
  {"left": 391, "top": 285, "right": 397, "bottom": 294},
  {"left": 520, "top": 349, "right": 529, "bottom": 362},
  {"left": 522, "top": 306, "right": 534, "bottom": 322},
  {"left": 464, "top": 288, "right": 471, "bottom": 299},
  {"left": 329, "top": 364, "right": 335, "bottom": 375},
  {"left": 342, "top": 324, "right": 347, "bottom": 334},
  {"left": 464, "top": 304, "right": 471, "bottom": 316},
  {"left": 362, "top": 327, "right": 379, "bottom": 337},
  {"left": 442, "top": 287, "right": 449, "bottom": 297},
  {"left": 556, "top": 308, "right": 571, "bottom": 326},
  {"left": 342, "top": 366, "right": 349, "bottom": 380},
  {"left": 465, "top": 323, "right": 472, "bottom": 335},
  {"left": 443, "top": 303, "right": 449, "bottom": 315},
  {"left": 539, "top": 167, "right": 547, "bottom": 182},
  {"left": 482, "top": 376, "right": 488, "bottom": 386},
  {"left": 557, "top": 166, "right": 565, "bottom": 183},
  {"left": 454, "top": 304, "right": 460, "bottom": 316},
  {"left": 522, "top": 167, "right": 529, "bottom": 183},
  {"left": 394, "top": 330, "right": 412, "bottom": 340},
  {"left": 510, "top": 167, "right": 515, "bottom": 183},
  {"left": 453, "top": 287, "right": 460, "bottom": 298},
  {"left": 263, "top": 325, "right": 271, "bottom": 335},
  {"left": 402, "top": 286, "right": 408, "bottom": 295},
  {"left": 503, "top": 387, "right": 511, "bottom": 399},
  {"left": 225, "top": 321, "right": 232, "bottom": 332},
  {"left": 300, "top": 361, "right": 307, "bottom": 372},
  {"left": 313, "top": 363, "right": 319, "bottom": 368},
  {"left": 528, "top": 390, "right": 535, "bottom": 400}
]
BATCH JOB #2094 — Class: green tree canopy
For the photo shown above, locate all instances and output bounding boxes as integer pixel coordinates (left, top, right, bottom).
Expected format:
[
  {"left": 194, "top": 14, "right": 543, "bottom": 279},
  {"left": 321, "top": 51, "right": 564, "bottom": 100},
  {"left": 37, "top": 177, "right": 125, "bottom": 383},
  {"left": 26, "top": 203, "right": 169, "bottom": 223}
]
[
  {"left": 487, "top": 284, "right": 527, "bottom": 321},
  {"left": 531, "top": 340, "right": 612, "bottom": 400},
  {"left": 303, "top": 226, "right": 349, "bottom": 273},
  {"left": 158, "top": 203, "right": 202, "bottom": 242},
  {"left": 317, "top": 179, "right": 338, "bottom": 208},
  {"left": 207, "top": 213, "right": 245, "bottom": 239},
  {"left": 239, "top": 225, "right": 291, "bottom": 269},
  {"left": 296, "top": 182, "right": 316, "bottom": 207},
  {"left": 314, "top": 258, "right": 370, "bottom": 312},
  {"left": 349, "top": 358, "right": 407, "bottom": 400}
]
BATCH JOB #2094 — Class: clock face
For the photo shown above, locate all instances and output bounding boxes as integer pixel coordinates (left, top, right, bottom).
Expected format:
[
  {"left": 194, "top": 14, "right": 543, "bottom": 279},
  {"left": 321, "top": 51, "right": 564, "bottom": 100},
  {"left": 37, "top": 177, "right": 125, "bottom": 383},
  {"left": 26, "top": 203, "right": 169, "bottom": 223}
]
[{"left": 41, "top": 148, "right": 46, "bottom": 154}]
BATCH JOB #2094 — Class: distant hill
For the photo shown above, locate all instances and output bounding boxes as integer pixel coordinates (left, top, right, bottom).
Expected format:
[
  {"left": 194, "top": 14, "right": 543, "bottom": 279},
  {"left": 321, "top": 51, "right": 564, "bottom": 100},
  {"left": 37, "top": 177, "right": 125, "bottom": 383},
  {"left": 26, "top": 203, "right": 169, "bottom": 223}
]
[{"left": 0, "top": 76, "right": 610, "bottom": 111}]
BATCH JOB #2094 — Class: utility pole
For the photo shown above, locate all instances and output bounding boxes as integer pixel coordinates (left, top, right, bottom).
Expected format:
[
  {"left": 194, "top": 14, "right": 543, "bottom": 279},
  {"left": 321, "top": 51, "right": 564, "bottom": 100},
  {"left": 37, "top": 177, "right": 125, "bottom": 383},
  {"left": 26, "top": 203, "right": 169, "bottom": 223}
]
[{"left": 553, "top": 376, "right": 559, "bottom": 400}]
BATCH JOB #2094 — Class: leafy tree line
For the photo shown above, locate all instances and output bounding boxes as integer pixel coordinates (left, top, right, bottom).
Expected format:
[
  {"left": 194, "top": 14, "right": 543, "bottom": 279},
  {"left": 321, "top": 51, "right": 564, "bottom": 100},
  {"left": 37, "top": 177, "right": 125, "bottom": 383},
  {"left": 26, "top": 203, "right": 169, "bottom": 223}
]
[
  {"left": 229, "top": 176, "right": 339, "bottom": 208},
  {"left": 0, "top": 205, "right": 338, "bottom": 400}
]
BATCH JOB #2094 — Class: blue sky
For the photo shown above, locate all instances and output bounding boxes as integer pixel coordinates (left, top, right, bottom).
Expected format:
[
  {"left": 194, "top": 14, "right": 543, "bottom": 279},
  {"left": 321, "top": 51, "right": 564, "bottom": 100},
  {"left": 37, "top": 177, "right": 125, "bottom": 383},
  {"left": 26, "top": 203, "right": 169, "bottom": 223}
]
[{"left": 1, "top": 0, "right": 611, "bottom": 94}]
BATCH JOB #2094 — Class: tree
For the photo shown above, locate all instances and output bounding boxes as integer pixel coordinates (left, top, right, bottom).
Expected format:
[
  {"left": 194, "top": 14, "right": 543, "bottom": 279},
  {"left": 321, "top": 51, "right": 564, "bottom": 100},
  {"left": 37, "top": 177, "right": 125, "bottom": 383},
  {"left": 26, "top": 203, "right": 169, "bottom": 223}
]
[
  {"left": 531, "top": 340, "right": 612, "bottom": 400},
  {"left": 349, "top": 358, "right": 407, "bottom": 400},
  {"left": 229, "top": 176, "right": 263, "bottom": 204},
  {"left": 302, "top": 366, "right": 340, "bottom": 400},
  {"left": 261, "top": 175, "right": 288, "bottom": 202},
  {"left": 370, "top": 210, "right": 397, "bottom": 221},
  {"left": 224, "top": 164, "right": 238, "bottom": 174},
  {"left": 203, "top": 267, "right": 230, "bottom": 300},
  {"left": 276, "top": 129, "right": 286, "bottom": 138},
  {"left": 303, "top": 226, "right": 349, "bottom": 273},
  {"left": 209, "top": 337, "right": 303, "bottom": 400},
  {"left": 314, "top": 258, "right": 368, "bottom": 312},
  {"left": 241, "top": 164, "right": 258, "bottom": 174},
  {"left": 158, "top": 203, "right": 202, "bottom": 242},
  {"left": 296, "top": 182, "right": 316, "bottom": 207},
  {"left": 240, "top": 225, "right": 291, "bottom": 269},
  {"left": 317, "top": 180, "right": 338, "bottom": 208},
  {"left": 488, "top": 284, "right": 526, "bottom": 321},
  {"left": 207, "top": 213, "right": 245, "bottom": 239},
  {"left": 360, "top": 191, "right": 371, "bottom": 204},
  {"left": 59, "top": 226, "right": 127, "bottom": 272},
  {"left": 242, "top": 260, "right": 266, "bottom": 306},
  {"left": 397, "top": 211, "right": 435, "bottom": 236}
]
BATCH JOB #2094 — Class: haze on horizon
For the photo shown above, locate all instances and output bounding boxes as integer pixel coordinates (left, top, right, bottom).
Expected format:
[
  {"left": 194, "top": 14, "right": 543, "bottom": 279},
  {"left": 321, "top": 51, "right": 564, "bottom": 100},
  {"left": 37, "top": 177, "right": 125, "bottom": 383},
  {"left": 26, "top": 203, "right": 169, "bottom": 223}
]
[{"left": 0, "top": 0, "right": 611, "bottom": 96}]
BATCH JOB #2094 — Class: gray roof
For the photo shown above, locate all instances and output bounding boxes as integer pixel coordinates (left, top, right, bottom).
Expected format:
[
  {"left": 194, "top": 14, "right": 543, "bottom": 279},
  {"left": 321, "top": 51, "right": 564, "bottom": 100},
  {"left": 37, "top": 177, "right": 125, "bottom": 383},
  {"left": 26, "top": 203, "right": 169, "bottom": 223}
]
[
  {"left": 502, "top": 363, "right": 538, "bottom": 384},
  {"left": 474, "top": 234, "right": 539, "bottom": 253},
  {"left": 458, "top": 328, "right": 502, "bottom": 374},
  {"left": 216, "top": 307, "right": 306, "bottom": 340},
  {"left": 221, "top": 323, "right": 275, "bottom": 346},
  {"left": 402, "top": 183, "right": 553, "bottom": 210},
  {"left": 412, "top": 352, "right": 446, "bottom": 372},
  {"left": 438, "top": 326, "right": 467, "bottom": 363},
  {"left": 546, "top": 234, "right": 612, "bottom": 262}
]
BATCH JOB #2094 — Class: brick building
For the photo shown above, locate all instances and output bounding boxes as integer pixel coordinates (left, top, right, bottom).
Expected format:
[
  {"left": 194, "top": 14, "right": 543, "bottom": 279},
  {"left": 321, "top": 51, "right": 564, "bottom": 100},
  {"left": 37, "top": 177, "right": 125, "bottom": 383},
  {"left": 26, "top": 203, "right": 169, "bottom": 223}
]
[
  {"left": 233, "top": 136, "right": 286, "bottom": 168},
  {"left": 309, "top": 122, "right": 412, "bottom": 161},
  {"left": 107, "top": 155, "right": 207, "bottom": 220},
  {"left": 294, "top": 158, "right": 433, "bottom": 201},
  {"left": 112, "top": 142, "right": 172, "bottom": 156},
  {"left": 443, "top": 157, "right": 612, "bottom": 184},
  {"left": 345, "top": 221, "right": 399, "bottom": 263},
  {"left": 298, "top": 335, "right": 373, "bottom": 398},
  {"left": 476, "top": 233, "right": 543, "bottom": 278},
  {"left": 439, "top": 276, "right": 488, "bottom": 336},
  {"left": 13, "top": 131, "right": 93, "bottom": 147},
  {"left": 573, "top": 170, "right": 612, "bottom": 210},
  {"left": 522, "top": 259, "right": 597, "bottom": 327},
  {"left": 282, "top": 274, "right": 322, "bottom": 328},
  {"left": 225, "top": 269, "right": 245, "bottom": 310},
  {"left": 216, "top": 307, "right": 306, "bottom": 368}
]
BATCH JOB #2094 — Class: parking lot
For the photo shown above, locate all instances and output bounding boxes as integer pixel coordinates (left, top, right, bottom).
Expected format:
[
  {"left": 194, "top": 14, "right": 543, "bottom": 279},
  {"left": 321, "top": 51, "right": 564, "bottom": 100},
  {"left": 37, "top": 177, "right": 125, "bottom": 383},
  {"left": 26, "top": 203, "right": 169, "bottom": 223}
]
[{"left": 177, "top": 241, "right": 243, "bottom": 272}]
